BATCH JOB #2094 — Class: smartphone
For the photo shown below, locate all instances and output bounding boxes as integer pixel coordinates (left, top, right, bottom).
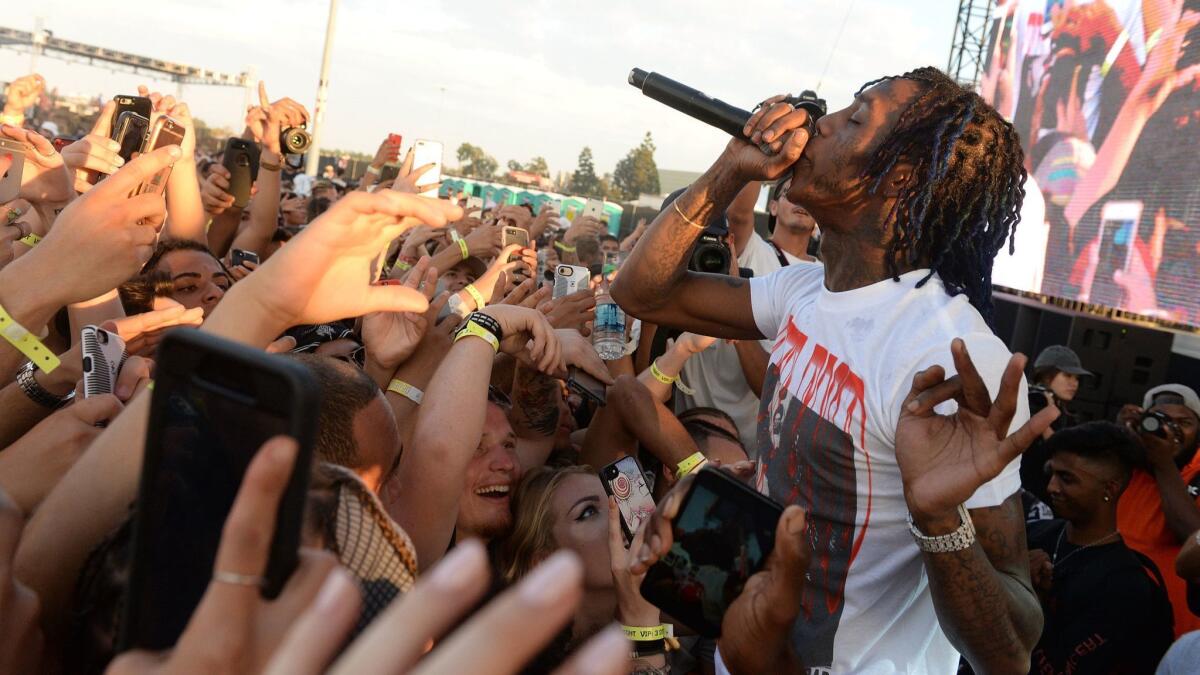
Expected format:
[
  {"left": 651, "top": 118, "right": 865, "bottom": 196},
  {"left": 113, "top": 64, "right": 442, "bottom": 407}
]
[
  {"left": 553, "top": 264, "right": 589, "bottom": 299},
  {"left": 600, "top": 456, "right": 656, "bottom": 543},
  {"left": 80, "top": 325, "right": 127, "bottom": 399},
  {"left": 378, "top": 163, "right": 401, "bottom": 184},
  {"left": 387, "top": 132, "right": 403, "bottom": 147},
  {"left": 567, "top": 365, "right": 607, "bottom": 407},
  {"left": 231, "top": 248, "right": 260, "bottom": 268},
  {"left": 112, "top": 95, "right": 153, "bottom": 131},
  {"left": 411, "top": 139, "right": 443, "bottom": 198},
  {"left": 222, "top": 138, "right": 260, "bottom": 209},
  {"left": 137, "top": 116, "right": 186, "bottom": 196},
  {"left": 602, "top": 250, "right": 623, "bottom": 277},
  {"left": 640, "top": 467, "right": 784, "bottom": 637},
  {"left": 0, "top": 138, "right": 27, "bottom": 203},
  {"left": 583, "top": 199, "right": 605, "bottom": 220},
  {"left": 113, "top": 112, "right": 150, "bottom": 164},
  {"left": 502, "top": 226, "right": 530, "bottom": 250},
  {"left": 1088, "top": 200, "right": 1143, "bottom": 307},
  {"left": 119, "top": 330, "right": 319, "bottom": 651}
]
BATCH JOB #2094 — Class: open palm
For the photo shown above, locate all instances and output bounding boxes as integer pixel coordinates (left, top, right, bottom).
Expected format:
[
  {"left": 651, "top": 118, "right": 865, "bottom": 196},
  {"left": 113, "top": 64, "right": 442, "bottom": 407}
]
[{"left": 895, "top": 339, "right": 1058, "bottom": 521}]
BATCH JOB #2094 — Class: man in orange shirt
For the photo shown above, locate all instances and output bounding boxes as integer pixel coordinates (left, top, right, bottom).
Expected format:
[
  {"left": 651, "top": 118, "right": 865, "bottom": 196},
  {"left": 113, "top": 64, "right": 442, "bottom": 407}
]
[{"left": 1116, "top": 384, "right": 1200, "bottom": 637}]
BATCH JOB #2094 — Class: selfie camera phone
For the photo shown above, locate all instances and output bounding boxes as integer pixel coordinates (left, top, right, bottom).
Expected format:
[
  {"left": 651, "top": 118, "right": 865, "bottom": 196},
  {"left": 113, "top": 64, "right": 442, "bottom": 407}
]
[
  {"left": 411, "top": 139, "right": 443, "bottom": 198},
  {"left": 567, "top": 365, "right": 607, "bottom": 407},
  {"left": 112, "top": 95, "right": 153, "bottom": 131},
  {"left": 584, "top": 199, "right": 605, "bottom": 220},
  {"left": 1087, "top": 200, "right": 1144, "bottom": 307},
  {"left": 80, "top": 325, "right": 128, "bottom": 399},
  {"left": 640, "top": 466, "right": 783, "bottom": 637},
  {"left": 0, "top": 138, "right": 27, "bottom": 203},
  {"left": 222, "top": 138, "right": 261, "bottom": 209},
  {"left": 600, "top": 456, "right": 656, "bottom": 543},
  {"left": 553, "top": 264, "right": 589, "bottom": 299},
  {"left": 231, "top": 248, "right": 260, "bottom": 268},
  {"left": 119, "top": 330, "right": 319, "bottom": 652}
]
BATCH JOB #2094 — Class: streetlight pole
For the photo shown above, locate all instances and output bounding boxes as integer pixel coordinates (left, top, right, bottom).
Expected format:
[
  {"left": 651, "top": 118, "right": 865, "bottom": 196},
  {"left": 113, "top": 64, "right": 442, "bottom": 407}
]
[{"left": 305, "top": 0, "right": 339, "bottom": 176}]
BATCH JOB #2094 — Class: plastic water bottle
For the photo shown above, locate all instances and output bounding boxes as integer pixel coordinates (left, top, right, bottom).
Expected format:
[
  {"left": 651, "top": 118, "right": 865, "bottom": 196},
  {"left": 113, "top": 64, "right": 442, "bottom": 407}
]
[{"left": 593, "top": 291, "right": 626, "bottom": 361}]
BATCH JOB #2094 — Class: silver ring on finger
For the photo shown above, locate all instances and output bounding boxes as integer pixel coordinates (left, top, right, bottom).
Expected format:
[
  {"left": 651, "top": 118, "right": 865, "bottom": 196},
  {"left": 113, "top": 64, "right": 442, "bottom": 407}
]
[{"left": 212, "top": 571, "right": 265, "bottom": 587}]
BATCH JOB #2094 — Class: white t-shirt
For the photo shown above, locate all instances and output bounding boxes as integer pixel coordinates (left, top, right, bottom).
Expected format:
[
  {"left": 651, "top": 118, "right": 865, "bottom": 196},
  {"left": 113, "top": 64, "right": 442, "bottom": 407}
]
[
  {"left": 742, "top": 265, "right": 1028, "bottom": 674},
  {"left": 678, "top": 232, "right": 820, "bottom": 450}
]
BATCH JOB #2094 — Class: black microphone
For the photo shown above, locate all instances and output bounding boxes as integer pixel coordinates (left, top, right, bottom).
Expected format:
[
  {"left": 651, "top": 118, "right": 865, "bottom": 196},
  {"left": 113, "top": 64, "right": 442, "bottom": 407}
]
[{"left": 628, "top": 68, "right": 750, "bottom": 138}]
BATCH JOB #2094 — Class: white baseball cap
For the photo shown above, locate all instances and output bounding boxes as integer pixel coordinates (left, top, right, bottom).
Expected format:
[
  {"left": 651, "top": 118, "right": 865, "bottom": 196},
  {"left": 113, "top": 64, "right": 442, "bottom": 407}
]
[{"left": 1143, "top": 384, "right": 1200, "bottom": 422}]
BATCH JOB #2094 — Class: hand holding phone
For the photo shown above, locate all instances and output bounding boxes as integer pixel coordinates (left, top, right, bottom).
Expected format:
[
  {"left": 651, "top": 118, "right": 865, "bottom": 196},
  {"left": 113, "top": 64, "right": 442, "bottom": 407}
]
[
  {"left": 81, "top": 325, "right": 127, "bottom": 399},
  {"left": 637, "top": 467, "right": 785, "bottom": 638},
  {"left": 553, "top": 264, "right": 589, "bottom": 299},
  {"left": 567, "top": 365, "right": 607, "bottom": 406},
  {"left": 601, "top": 456, "right": 655, "bottom": 542},
  {"left": 222, "top": 138, "right": 260, "bottom": 208}
]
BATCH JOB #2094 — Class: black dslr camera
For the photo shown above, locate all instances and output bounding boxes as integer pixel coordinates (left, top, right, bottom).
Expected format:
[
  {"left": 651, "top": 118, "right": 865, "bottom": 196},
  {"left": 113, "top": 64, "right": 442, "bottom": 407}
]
[
  {"left": 687, "top": 218, "right": 753, "bottom": 278},
  {"left": 280, "top": 124, "right": 312, "bottom": 155},
  {"left": 1139, "top": 410, "right": 1180, "bottom": 440}
]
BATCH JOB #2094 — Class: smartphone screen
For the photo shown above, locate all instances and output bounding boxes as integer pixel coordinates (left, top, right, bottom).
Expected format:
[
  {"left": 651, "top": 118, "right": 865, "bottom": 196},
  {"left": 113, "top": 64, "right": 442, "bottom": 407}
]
[
  {"left": 1090, "top": 200, "right": 1142, "bottom": 307},
  {"left": 553, "top": 264, "right": 589, "bottom": 299},
  {"left": 640, "top": 467, "right": 783, "bottom": 637},
  {"left": 567, "top": 366, "right": 607, "bottom": 406},
  {"left": 600, "top": 456, "right": 655, "bottom": 542},
  {"left": 114, "top": 112, "right": 150, "bottom": 164},
  {"left": 120, "top": 331, "right": 317, "bottom": 651},
  {"left": 412, "top": 139, "right": 443, "bottom": 198}
]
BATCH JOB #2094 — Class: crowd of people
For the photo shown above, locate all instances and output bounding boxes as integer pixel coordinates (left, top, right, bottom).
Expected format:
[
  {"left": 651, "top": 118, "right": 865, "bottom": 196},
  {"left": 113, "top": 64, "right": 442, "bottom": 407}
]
[{"left": 0, "top": 29, "right": 1198, "bottom": 675}]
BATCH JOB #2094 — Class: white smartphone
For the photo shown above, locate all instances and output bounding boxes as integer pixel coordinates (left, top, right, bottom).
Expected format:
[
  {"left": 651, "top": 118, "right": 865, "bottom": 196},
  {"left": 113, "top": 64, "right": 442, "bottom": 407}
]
[
  {"left": 553, "top": 264, "right": 590, "bottom": 299},
  {"left": 583, "top": 199, "right": 604, "bottom": 220},
  {"left": 411, "top": 139, "right": 443, "bottom": 199},
  {"left": 81, "top": 325, "right": 128, "bottom": 399},
  {"left": 1086, "top": 200, "right": 1143, "bottom": 305}
]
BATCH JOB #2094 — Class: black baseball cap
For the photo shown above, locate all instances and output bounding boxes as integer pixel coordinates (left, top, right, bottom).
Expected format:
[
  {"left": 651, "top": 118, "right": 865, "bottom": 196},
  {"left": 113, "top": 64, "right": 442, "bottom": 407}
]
[{"left": 1033, "top": 345, "right": 1092, "bottom": 377}]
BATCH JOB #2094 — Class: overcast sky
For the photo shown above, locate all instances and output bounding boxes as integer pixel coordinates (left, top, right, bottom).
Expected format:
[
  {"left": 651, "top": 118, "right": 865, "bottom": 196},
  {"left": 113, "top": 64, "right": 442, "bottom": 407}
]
[{"left": 1, "top": 0, "right": 957, "bottom": 175}]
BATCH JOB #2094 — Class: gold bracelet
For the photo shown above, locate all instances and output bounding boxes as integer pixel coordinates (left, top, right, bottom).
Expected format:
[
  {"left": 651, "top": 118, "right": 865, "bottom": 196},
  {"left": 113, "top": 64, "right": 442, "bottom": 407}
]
[
  {"left": 387, "top": 378, "right": 424, "bottom": 405},
  {"left": 675, "top": 451, "right": 708, "bottom": 480},
  {"left": 463, "top": 284, "right": 486, "bottom": 310},
  {"left": 649, "top": 361, "right": 676, "bottom": 385},
  {"left": 0, "top": 302, "right": 60, "bottom": 373},
  {"left": 260, "top": 159, "right": 282, "bottom": 172},
  {"left": 672, "top": 201, "right": 704, "bottom": 229}
]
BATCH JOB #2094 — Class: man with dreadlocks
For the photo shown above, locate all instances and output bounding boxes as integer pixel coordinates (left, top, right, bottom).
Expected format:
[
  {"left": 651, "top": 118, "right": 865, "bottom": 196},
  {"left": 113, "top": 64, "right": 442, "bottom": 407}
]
[{"left": 613, "top": 67, "right": 1060, "bottom": 674}]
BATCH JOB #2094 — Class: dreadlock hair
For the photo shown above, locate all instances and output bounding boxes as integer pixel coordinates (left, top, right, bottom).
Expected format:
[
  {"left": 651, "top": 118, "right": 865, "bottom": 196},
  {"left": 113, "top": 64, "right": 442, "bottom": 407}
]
[{"left": 857, "top": 66, "right": 1026, "bottom": 325}]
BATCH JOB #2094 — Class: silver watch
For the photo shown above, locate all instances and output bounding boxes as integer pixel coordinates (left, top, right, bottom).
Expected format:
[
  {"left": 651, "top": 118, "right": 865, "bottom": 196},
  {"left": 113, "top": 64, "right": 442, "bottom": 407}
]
[{"left": 907, "top": 504, "right": 976, "bottom": 553}]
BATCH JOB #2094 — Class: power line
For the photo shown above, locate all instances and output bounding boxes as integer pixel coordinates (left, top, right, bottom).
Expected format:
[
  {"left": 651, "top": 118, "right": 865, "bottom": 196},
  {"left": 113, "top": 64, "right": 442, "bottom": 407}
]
[{"left": 816, "top": 0, "right": 858, "bottom": 93}]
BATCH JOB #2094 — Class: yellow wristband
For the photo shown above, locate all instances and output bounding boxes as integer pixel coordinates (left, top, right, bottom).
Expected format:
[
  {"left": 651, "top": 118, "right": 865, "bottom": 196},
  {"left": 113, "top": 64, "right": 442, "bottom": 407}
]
[
  {"left": 622, "top": 624, "right": 668, "bottom": 641},
  {"left": 392, "top": 260, "right": 412, "bottom": 273},
  {"left": 675, "top": 451, "right": 708, "bottom": 480},
  {"left": 18, "top": 233, "right": 40, "bottom": 248},
  {"left": 649, "top": 361, "right": 676, "bottom": 385},
  {"left": 463, "top": 284, "right": 486, "bottom": 310},
  {"left": 554, "top": 241, "right": 576, "bottom": 253},
  {"left": 387, "top": 378, "right": 424, "bottom": 405},
  {"left": 0, "top": 303, "right": 60, "bottom": 374},
  {"left": 455, "top": 320, "right": 500, "bottom": 353},
  {"left": 458, "top": 238, "right": 470, "bottom": 260}
]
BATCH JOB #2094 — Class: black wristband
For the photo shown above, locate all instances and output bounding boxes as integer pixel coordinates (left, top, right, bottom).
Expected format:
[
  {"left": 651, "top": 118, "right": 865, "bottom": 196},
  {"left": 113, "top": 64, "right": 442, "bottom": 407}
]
[
  {"left": 465, "top": 311, "right": 504, "bottom": 342},
  {"left": 632, "top": 638, "right": 666, "bottom": 658}
]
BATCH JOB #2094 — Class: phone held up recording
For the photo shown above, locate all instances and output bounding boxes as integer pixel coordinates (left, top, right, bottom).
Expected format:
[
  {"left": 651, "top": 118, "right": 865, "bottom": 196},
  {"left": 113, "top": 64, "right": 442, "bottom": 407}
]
[
  {"left": 600, "top": 456, "right": 655, "bottom": 543},
  {"left": 119, "top": 330, "right": 318, "bottom": 652},
  {"left": 640, "top": 466, "right": 783, "bottom": 638}
]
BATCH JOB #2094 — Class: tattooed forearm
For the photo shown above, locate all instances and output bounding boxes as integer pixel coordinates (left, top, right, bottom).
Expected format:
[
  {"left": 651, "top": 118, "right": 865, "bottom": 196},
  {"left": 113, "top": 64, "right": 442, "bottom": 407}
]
[
  {"left": 919, "top": 494, "right": 1042, "bottom": 674},
  {"left": 509, "top": 365, "right": 561, "bottom": 437}
]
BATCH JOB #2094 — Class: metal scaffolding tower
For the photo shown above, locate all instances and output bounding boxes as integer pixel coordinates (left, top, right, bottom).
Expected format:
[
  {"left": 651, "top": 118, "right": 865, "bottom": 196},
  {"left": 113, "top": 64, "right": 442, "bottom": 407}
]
[
  {"left": 946, "top": 0, "right": 994, "bottom": 90},
  {"left": 0, "top": 24, "right": 251, "bottom": 93}
]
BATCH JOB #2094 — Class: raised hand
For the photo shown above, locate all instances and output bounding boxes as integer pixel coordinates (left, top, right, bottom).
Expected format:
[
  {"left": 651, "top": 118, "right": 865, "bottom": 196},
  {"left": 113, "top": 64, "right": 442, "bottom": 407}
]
[
  {"left": 1, "top": 74, "right": 44, "bottom": 118},
  {"left": 200, "top": 164, "right": 241, "bottom": 216},
  {"left": 478, "top": 304, "right": 562, "bottom": 374},
  {"left": 556, "top": 328, "right": 615, "bottom": 384},
  {"left": 1, "top": 145, "right": 180, "bottom": 310},
  {"left": 469, "top": 243, "right": 527, "bottom": 303},
  {"left": 60, "top": 101, "right": 122, "bottom": 193},
  {"left": 537, "top": 288, "right": 596, "bottom": 332},
  {"left": 895, "top": 339, "right": 1059, "bottom": 526},
  {"left": 727, "top": 94, "right": 812, "bottom": 181},
  {"left": 262, "top": 542, "right": 629, "bottom": 675},
  {"left": 529, "top": 204, "right": 559, "bottom": 239},
  {"left": 107, "top": 437, "right": 339, "bottom": 675},
  {"left": 362, "top": 257, "right": 439, "bottom": 372},
  {"left": 608, "top": 497, "right": 658, "bottom": 626},
  {"left": 0, "top": 124, "right": 71, "bottom": 203},
  {"left": 673, "top": 331, "right": 718, "bottom": 355},
  {"left": 209, "top": 191, "right": 462, "bottom": 344},
  {"left": 104, "top": 302, "right": 205, "bottom": 358}
]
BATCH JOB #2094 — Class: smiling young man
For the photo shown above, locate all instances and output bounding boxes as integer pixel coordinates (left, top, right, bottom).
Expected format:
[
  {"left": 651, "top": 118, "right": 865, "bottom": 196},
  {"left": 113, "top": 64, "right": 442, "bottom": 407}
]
[{"left": 613, "top": 67, "right": 1050, "bottom": 673}]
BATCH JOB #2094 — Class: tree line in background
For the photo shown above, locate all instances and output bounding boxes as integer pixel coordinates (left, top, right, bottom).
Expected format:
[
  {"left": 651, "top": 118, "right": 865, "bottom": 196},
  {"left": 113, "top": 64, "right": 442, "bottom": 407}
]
[{"left": 455, "top": 131, "right": 661, "bottom": 202}]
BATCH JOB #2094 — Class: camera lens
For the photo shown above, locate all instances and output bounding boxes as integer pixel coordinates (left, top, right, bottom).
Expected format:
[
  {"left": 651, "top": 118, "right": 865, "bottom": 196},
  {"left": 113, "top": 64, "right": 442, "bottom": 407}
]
[{"left": 280, "top": 127, "right": 312, "bottom": 155}]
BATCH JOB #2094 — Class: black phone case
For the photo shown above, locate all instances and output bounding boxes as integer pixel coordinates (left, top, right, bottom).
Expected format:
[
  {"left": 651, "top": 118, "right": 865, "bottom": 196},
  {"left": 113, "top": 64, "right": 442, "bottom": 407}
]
[
  {"left": 222, "top": 138, "right": 261, "bottom": 208},
  {"left": 639, "top": 467, "right": 783, "bottom": 637},
  {"left": 119, "top": 329, "right": 318, "bottom": 651},
  {"left": 113, "top": 112, "right": 150, "bottom": 164},
  {"left": 231, "top": 249, "right": 260, "bottom": 268},
  {"left": 111, "top": 95, "right": 153, "bottom": 138},
  {"left": 567, "top": 368, "right": 607, "bottom": 406}
]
